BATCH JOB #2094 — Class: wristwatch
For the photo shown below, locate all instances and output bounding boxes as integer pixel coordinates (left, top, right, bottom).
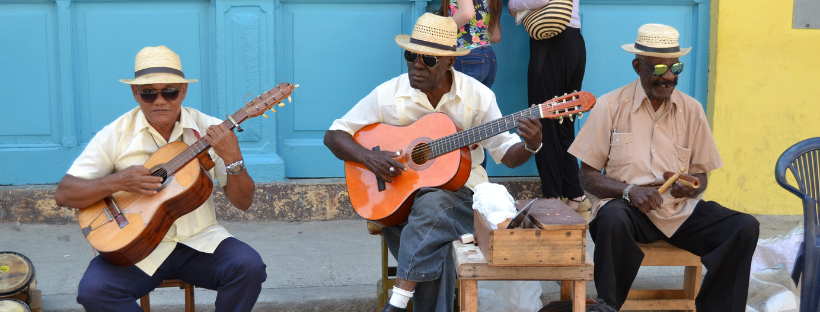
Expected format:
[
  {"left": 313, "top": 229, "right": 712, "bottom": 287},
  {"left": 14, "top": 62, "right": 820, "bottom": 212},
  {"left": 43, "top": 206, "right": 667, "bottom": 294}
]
[
  {"left": 524, "top": 142, "right": 543, "bottom": 154},
  {"left": 226, "top": 159, "right": 245, "bottom": 175},
  {"left": 623, "top": 184, "right": 637, "bottom": 204}
]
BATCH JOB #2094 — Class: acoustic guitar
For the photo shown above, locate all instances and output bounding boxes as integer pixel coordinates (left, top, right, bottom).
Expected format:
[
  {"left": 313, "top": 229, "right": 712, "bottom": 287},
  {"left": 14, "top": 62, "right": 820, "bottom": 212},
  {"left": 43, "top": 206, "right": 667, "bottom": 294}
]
[
  {"left": 78, "top": 82, "right": 297, "bottom": 267},
  {"left": 345, "top": 91, "right": 596, "bottom": 227}
]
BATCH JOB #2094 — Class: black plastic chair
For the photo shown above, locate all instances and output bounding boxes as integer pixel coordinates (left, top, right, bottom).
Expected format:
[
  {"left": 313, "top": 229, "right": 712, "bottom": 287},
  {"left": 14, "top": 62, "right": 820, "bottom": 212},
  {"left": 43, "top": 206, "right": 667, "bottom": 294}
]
[{"left": 775, "top": 137, "right": 820, "bottom": 312}]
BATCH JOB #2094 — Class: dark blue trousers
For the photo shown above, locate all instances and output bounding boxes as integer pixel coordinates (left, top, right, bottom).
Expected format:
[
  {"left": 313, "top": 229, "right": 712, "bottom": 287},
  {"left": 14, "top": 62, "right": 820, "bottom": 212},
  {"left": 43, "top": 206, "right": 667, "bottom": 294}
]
[{"left": 77, "top": 237, "right": 266, "bottom": 312}]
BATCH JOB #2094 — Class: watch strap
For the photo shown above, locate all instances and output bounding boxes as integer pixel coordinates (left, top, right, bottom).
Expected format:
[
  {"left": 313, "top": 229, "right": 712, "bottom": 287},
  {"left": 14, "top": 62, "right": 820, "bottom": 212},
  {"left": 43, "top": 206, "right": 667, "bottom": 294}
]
[{"left": 623, "top": 184, "right": 636, "bottom": 204}]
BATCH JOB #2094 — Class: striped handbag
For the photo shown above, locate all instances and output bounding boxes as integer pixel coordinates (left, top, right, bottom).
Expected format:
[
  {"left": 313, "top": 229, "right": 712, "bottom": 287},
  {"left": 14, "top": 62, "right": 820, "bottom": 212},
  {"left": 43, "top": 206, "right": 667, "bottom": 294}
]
[{"left": 522, "top": 0, "right": 574, "bottom": 40}]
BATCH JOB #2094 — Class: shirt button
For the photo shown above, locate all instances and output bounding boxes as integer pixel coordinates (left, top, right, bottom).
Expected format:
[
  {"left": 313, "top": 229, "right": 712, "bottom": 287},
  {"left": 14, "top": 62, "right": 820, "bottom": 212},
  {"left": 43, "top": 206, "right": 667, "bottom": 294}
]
[
  {"left": 653, "top": 149, "right": 656, "bottom": 153},
  {"left": 655, "top": 125, "right": 658, "bottom": 128}
]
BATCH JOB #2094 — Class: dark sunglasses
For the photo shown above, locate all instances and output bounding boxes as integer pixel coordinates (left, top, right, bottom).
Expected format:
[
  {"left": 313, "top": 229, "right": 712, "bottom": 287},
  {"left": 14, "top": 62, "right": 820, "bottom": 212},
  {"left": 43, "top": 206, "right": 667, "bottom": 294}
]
[
  {"left": 404, "top": 50, "right": 441, "bottom": 68},
  {"left": 138, "top": 87, "right": 180, "bottom": 103},
  {"left": 639, "top": 59, "right": 684, "bottom": 76}
]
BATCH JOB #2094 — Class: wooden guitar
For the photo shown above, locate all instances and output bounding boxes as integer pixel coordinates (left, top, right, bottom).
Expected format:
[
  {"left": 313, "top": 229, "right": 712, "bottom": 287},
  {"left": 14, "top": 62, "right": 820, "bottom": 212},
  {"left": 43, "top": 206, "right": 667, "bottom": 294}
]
[
  {"left": 345, "top": 91, "right": 596, "bottom": 227},
  {"left": 78, "top": 82, "right": 297, "bottom": 267}
]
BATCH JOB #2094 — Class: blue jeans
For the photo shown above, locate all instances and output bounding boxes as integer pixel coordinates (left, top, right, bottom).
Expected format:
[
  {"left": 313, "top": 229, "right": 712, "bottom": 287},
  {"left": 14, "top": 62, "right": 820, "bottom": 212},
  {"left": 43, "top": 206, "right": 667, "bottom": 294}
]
[
  {"left": 77, "top": 237, "right": 266, "bottom": 312},
  {"left": 453, "top": 45, "right": 497, "bottom": 88},
  {"left": 381, "top": 187, "right": 475, "bottom": 312}
]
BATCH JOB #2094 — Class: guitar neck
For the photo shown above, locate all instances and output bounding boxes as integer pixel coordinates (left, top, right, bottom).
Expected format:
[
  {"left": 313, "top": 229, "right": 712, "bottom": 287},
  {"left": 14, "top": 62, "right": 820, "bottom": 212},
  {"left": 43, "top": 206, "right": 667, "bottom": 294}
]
[
  {"left": 161, "top": 115, "right": 240, "bottom": 175},
  {"left": 429, "top": 106, "right": 541, "bottom": 159}
]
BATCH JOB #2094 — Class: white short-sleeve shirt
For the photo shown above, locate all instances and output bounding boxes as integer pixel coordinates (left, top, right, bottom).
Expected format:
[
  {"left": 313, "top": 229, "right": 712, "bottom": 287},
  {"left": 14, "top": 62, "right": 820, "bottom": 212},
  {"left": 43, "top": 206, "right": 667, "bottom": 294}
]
[{"left": 67, "top": 106, "right": 232, "bottom": 276}]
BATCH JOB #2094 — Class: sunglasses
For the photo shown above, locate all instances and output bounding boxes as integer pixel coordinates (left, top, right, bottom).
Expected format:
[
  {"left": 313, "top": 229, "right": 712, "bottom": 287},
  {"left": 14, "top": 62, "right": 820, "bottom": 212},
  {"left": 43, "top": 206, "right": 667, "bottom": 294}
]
[
  {"left": 404, "top": 50, "right": 442, "bottom": 68},
  {"left": 137, "top": 87, "right": 181, "bottom": 103},
  {"left": 639, "top": 59, "right": 684, "bottom": 77}
]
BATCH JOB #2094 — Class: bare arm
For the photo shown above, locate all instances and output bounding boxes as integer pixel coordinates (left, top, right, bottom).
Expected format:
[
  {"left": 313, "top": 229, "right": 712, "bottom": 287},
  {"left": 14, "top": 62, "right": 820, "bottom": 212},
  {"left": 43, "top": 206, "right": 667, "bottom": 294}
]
[
  {"left": 499, "top": 116, "right": 541, "bottom": 168},
  {"left": 324, "top": 130, "right": 406, "bottom": 183},
  {"left": 451, "top": 0, "right": 476, "bottom": 28},
  {"left": 55, "top": 166, "right": 163, "bottom": 209},
  {"left": 489, "top": 20, "right": 501, "bottom": 44},
  {"left": 204, "top": 124, "right": 255, "bottom": 211},
  {"left": 579, "top": 162, "right": 662, "bottom": 214}
]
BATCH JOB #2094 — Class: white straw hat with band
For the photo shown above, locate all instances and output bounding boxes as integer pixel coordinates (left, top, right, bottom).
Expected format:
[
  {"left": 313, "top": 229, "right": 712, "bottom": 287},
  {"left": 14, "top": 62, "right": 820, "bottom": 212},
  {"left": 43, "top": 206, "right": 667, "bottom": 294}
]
[
  {"left": 395, "top": 13, "right": 470, "bottom": 57},
  {"left": 119, "top": 46, "right": 198, "bottom": 85},
  {"left": 621, "top": 24, "right": 691, "bottom": 58}
]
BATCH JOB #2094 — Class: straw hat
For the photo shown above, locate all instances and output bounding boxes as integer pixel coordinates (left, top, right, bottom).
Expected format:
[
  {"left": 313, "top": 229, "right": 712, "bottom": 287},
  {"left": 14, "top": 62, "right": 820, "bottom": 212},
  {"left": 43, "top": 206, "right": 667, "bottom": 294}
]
[
  {"left": 395, "top": 13, "right": 470, "bottom": 57},
  {"left": 119, "top": 46, "right": 198, "bottom": 85},
  {"left": 621, "top": 24, "right": 691, "bottom": 58}
]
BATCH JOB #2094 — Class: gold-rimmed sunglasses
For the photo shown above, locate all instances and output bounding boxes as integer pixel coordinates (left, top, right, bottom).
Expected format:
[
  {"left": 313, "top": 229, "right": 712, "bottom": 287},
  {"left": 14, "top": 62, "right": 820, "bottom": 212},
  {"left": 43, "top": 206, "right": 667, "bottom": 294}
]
[{"left": 638, "top": 59, "right": 684, "bottom": 77}]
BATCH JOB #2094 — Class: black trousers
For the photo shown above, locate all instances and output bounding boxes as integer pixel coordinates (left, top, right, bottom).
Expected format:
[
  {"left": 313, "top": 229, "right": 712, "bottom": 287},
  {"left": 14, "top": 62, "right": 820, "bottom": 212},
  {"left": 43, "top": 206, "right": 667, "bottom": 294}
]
[
  {"left": 527, "top": 27, "right": 587, "bottom": 199},
  {"left": 589, "top": 199, "right": 760, "bottom": 311}
]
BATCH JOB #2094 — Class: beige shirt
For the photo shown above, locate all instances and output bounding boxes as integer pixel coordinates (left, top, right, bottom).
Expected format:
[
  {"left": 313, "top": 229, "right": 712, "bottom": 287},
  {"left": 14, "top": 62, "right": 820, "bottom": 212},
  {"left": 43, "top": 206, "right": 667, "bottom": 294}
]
[
  {"left": 329, "top": 70, "right": 521, "bottom": 190},
  {"left": 568, "top": 79, "right": 723, "bottom": 236},
  {"left": 67, "top": 107, "right": 231, "bottom": 275}
]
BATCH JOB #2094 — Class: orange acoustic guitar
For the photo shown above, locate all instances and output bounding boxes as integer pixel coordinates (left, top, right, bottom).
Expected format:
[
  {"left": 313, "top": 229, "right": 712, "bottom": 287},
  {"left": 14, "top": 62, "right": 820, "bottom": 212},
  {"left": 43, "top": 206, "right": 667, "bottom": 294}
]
[
  {"left": 77, "top": 82, "right": 297, "bottom": 267},
  {"left": 345, "top": 91, "right": 596, "bottom": 227}
]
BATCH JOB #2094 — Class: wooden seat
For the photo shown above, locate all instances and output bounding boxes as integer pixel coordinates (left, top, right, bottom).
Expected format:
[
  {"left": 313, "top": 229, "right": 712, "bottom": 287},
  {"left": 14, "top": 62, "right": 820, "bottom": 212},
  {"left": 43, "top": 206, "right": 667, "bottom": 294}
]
[
  {"left": 139, "top": 279, "right": 195, "bottom": 312},
  {"left": 621, "top": 241, "right": 702, "bottom": 311}
]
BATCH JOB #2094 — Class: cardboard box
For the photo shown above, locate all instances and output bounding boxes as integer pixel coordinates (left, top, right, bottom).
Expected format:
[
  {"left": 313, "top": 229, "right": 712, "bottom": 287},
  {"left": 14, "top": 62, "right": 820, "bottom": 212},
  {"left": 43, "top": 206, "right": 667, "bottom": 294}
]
[{"left": 474, "top": 199, "right": 587, "bottom": 266}]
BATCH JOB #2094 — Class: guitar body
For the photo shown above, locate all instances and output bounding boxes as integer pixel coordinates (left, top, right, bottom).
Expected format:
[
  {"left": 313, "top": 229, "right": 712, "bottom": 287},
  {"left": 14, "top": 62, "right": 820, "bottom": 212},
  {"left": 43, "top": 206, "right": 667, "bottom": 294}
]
[
  {"left": 344, "top": 113, "right": 472, "bottom": 227},
  {"left": 77, "top": 141, "right": 213, "bottom": 266}
]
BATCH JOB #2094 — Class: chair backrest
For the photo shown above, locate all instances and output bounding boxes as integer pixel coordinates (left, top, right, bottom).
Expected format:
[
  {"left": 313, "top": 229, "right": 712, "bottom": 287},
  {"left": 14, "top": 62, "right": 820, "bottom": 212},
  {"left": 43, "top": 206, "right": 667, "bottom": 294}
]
[{"left": 775, "top": 137, "right": 820, "bottom": 229}]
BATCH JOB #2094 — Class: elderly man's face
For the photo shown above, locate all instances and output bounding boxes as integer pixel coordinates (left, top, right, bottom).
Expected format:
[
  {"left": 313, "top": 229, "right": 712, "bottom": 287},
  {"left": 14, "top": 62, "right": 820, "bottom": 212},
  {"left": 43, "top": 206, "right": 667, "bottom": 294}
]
[
  {"left": 407, "top": 52, "right": 455, "bottom": 92},
  {"left": 633, "top": 55, "right": 681, "bottom": 103},
  {"left": 131, "top": 83, "right": 188, "bottom": 129}
]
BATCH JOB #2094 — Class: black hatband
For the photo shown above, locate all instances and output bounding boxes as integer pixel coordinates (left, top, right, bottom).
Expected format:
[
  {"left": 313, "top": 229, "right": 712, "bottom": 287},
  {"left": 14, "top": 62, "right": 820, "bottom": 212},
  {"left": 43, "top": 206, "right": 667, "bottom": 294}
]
[
  {"left": 634, "top": 43, "right": 680, "bottom": 53},
  {"left": 135, "top": 67, "right": 185, "bottom": 78},
  {"left": 410, "top": 38, "right": 457, "bottom": 51}
]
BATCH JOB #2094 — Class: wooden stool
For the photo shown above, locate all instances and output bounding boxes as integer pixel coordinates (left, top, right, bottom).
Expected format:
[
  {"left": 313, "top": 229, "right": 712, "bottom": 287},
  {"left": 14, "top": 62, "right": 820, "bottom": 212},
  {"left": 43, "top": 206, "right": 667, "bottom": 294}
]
[
  {"left": 453, "top": 240, "right": 593, "bottom": 312},
  {"left": 621, "top": 241, "right": 702, "bottom": 311},
  {"left": 139, "top": 279, "right": 195, "bottom": 312}
]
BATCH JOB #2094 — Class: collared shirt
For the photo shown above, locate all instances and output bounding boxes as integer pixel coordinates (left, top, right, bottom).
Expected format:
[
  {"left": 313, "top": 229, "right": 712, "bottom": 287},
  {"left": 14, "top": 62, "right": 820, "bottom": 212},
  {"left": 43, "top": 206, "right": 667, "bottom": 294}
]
[
  {"left": 329, "top": 70, "right": 521, "bottom": 190},
  {"left": 67, "top": 107, "right": 231, "bottom": 275},
  {"left": 568, "top": 79, "right": 723, "bottom": 236}
]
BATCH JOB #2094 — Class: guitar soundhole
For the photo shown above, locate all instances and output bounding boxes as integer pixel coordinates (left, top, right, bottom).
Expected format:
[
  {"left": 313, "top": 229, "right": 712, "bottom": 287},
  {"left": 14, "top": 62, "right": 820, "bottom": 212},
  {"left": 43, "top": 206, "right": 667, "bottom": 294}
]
[
  {"left": 149, "top": 165, "right": 170, "bottom": 191},
  {"left": 410, "top": 142, "right": 432, "bottom": 165}
]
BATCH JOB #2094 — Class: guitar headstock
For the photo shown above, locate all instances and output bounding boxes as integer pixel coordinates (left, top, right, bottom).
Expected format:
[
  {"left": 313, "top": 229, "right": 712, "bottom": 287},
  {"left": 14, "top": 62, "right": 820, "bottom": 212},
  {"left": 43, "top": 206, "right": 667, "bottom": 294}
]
[
  {"left": 537, "top": 91, "right": 596, "bottom": 123},
  {"left": 236, "top": 82, "right": 298, "bottom": 122}
]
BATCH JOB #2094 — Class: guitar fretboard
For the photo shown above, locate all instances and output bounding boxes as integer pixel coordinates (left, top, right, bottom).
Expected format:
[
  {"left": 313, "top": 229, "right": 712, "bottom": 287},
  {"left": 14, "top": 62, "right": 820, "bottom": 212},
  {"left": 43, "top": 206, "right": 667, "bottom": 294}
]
[
  {"left": 429, "top": 105, "right": 542, "bottom": 159},
  {"left": 154, "top": 116, "right": 241, "bottom": 177}
]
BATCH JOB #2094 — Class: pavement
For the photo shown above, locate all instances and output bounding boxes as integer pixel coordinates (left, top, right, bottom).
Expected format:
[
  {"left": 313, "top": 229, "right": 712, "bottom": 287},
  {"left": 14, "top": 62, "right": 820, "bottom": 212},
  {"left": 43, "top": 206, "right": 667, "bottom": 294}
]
[{"left": 0, "top": 215, "right": 803, "bottom": 312}]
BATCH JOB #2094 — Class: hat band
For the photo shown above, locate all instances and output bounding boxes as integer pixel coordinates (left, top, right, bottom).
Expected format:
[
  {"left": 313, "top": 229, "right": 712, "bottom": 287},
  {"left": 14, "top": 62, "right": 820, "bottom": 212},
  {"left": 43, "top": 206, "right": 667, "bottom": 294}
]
[
  {"left": 410, "top": 37, "right": 457, "bottom": 52},
  {"left": 135, "top": 67, "right": 185, "bottom": 79},
  {"left": 634, "top": 43, "right": 680, "bottom": 53}
]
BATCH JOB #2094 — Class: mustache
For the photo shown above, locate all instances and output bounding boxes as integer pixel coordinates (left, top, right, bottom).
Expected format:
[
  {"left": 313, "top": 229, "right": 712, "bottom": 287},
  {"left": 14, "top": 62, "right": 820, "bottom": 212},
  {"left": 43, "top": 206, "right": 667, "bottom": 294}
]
[{"left": 652, "top": 79, "right": 677, "bottom": 87}]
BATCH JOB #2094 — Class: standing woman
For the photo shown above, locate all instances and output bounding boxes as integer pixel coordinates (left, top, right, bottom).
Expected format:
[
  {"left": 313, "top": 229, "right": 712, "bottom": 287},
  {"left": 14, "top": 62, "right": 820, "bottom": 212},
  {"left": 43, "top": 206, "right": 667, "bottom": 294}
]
[
  {"left": 508, "top": 0, "right": 588, "bottom": 210},
  {"left": 442, "top": 0, "right": 502, "bottom": 88}
]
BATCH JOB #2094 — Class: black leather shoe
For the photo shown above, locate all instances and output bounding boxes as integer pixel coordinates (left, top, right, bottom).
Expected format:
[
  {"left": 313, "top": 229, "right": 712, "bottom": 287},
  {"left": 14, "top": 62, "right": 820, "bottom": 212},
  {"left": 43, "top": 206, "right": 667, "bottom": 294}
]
[{"left": 381, "top": 303, "right": 407, "bottom": 312}]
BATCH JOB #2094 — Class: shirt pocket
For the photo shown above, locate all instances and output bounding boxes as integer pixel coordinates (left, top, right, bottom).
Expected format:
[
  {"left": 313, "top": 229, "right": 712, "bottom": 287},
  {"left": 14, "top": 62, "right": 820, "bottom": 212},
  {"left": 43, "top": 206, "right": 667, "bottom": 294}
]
[
  {"left": 608, "top": 132, "right": 634, "bottom": 169},
  {"left": 673, "top": 144, "right": 692, "bottom": 171}
]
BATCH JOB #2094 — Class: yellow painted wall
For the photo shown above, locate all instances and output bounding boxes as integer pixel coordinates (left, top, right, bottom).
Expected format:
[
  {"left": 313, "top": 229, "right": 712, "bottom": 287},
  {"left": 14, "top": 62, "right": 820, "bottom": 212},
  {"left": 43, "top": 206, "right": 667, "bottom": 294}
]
[{"left": 707, "top": 0, "right": 820, "bottom": 214}]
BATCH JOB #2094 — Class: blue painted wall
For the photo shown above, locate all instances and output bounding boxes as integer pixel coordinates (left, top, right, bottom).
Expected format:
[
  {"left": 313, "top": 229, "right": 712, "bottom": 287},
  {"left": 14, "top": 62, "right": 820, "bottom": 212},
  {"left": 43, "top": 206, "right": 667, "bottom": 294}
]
[{"left": 0, "top": 0, "right": 709, "bottom": 185}]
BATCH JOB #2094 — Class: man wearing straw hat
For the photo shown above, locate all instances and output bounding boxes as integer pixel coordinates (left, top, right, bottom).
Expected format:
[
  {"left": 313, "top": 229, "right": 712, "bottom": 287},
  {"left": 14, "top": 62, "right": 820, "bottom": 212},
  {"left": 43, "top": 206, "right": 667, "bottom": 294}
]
[
  {"left": 568, "top": 24, "right": 759, "bottom": 310},
  {"left": 54, "top": 46, "right": 266, "bottom": 311},
  {"left": 324, "top": 13, "right": 543, "bottom": 312}
]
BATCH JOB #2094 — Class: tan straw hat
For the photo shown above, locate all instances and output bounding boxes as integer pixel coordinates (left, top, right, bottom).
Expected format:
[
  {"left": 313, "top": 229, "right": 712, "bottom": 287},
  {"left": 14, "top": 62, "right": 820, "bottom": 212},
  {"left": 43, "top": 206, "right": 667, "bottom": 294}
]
[
  {"left": 621, "top": 24, "right": 691, "bottom": 58},
  {"left": 119, "top": 46, "right": 198, "bottom": 85},
  {"left": 395, "top": 13, "right": 470, "bottom": 57}
]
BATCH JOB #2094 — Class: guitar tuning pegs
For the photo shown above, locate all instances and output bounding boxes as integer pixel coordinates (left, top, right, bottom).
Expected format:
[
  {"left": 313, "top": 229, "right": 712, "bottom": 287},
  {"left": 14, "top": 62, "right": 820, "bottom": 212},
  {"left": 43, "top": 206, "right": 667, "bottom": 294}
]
[
  {"left": 568, "top": 114, "right": 574, "bottom": 122},
  {"left": 270, "top": 108, "right": 276, "bottom": 113},
  {"left": 279, "top": 103, "right": 285, "bottom": 107},
  {"left": 262, "top": 113, "right": 268, "bottom": 118},
  {"left": 288, "top": 96, "right": 292, "bottom": 103},
  {"left": 578, "top": 112, "right": 584, "bottom": 119},
  {"left": 573, "top": 90, "right": 577, "bottom": 93},
  {"left": 564, "top": 93, "right": 567, "bottom": 96},
  {"left": 294, "top": 84, "right": 300, "bottom": 89},
  {"left": 559, "top": 116, "right": 564, "bottom": 124}
]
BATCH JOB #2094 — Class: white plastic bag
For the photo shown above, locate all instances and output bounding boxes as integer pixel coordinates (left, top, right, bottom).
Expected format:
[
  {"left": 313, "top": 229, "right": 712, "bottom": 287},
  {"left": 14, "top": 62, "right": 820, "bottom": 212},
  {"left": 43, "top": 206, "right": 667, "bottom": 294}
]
[
  {"left": 751, "top": 225, "right": 804, "bottom": 275},
  {"left": 745, "top": 265, "right": 799, "bottom": 312},
  {"left": 472, "top": 182, "right": 517, "bottom": 229},
  {"left": 478, "top": 281, "right": 543, "bottom": 312}
]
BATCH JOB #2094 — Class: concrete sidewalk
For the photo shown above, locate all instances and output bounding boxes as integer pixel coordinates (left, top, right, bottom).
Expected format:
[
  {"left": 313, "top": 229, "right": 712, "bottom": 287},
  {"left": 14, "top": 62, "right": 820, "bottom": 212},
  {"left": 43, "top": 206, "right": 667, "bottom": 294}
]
[{"left": 0, "top": 215, "right": 802, "bottom": 311}]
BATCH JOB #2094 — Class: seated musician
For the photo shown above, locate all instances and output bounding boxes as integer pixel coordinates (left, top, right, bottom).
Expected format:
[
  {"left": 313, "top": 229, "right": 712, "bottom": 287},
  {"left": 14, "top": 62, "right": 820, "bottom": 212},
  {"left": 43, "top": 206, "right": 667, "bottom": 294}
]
[
  {"left": 324, "top": 13, "right": 543, "bottom": 312},
  {"left": 54, "top": 46, "right": 266, "bottom": 311},
  {"left": 568, "top": 24, "right": 759, "bottom": 311}
]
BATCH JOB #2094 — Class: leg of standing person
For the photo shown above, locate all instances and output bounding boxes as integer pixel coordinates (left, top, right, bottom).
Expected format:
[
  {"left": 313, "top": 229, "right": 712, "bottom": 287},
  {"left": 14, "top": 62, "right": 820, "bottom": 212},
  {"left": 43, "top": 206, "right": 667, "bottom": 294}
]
[
  {"left": 528, "top": 28, "right": 586, "bottom": 200},
  {"left": 380, "top": 187, "right": 474, "bottom": 312},
  {"left": 666, "top": 201, "right": 759, "bottom": 312},
  {"left": 588, "top": 199, "right": 665, "bottom": 309},
  {"left": 172, "top": 237, "right": 267, "bottom": 312}
]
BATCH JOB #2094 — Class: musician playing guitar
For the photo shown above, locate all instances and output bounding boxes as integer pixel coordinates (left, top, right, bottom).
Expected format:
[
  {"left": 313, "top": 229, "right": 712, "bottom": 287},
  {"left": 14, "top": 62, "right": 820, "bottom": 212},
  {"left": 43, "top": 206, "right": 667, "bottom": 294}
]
[
  {"left": 54, "top": 46, "right": 265, "bottom": 311},
  {"left": 324, "top": 14, "right": 543, "bottom": 312}
]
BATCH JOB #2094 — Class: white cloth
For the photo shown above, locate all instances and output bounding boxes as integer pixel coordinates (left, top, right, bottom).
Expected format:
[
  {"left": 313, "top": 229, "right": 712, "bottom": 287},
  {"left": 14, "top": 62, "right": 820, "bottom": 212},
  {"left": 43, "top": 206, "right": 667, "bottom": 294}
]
[
  {"left": 508, "top": 0, "right": 581, "bottom": 29},
  {"left": 329, "top": 71, "right": 521, "bottom": 190},
  {"left": 67, "top": 107, "right": 232, "bottom": 276}
]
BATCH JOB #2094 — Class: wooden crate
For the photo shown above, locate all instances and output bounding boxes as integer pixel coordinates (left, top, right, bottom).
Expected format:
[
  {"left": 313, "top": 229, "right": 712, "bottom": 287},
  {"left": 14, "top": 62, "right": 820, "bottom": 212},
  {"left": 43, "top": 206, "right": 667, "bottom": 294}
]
[{"left": 473, "top": 199, "right": 587, "bottom": 266}]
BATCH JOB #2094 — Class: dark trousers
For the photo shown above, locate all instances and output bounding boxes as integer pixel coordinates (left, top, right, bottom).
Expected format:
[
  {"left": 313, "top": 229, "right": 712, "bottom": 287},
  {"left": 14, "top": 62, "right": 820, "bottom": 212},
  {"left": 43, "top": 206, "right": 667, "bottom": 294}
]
[
  {"left": 589, "top": 199, "right": 760, "bottom": 311},
  {"left": 77, "top": 237, "right": 266, "bottom": 312},
  {"left": 528, "top": 27, "right": 587, "bottom": 199}
]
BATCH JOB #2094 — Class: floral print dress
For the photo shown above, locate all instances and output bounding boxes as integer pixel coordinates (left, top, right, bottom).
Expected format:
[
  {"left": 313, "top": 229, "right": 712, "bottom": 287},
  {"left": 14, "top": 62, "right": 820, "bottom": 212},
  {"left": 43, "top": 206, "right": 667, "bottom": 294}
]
[{"left": 449, "top": 0, "right": 491, "bottom": 49}]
